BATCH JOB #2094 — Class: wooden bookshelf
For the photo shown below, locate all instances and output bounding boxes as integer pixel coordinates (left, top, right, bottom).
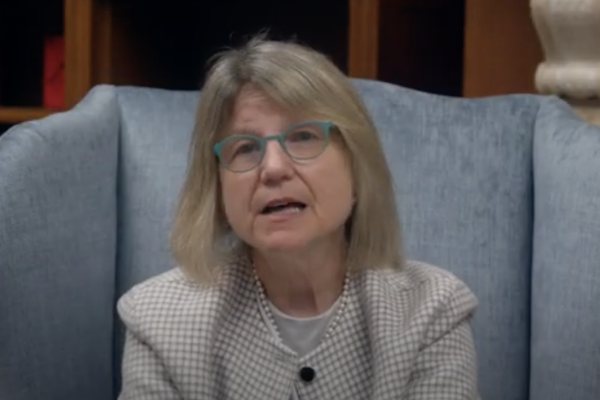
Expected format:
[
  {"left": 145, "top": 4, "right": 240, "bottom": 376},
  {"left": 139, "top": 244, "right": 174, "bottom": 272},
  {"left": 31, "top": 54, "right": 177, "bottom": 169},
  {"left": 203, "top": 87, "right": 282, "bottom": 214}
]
[
  {"left": 0, "top": 0, "right": 76, "bottom": 124},
  {"left": 0, "top": 0, "right": 543, "bottom": 128}
]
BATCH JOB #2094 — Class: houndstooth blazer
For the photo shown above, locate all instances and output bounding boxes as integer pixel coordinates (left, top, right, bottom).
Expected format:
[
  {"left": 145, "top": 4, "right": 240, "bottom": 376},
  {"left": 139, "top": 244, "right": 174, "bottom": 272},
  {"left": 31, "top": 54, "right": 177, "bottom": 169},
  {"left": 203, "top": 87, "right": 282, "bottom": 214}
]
[{"left": 117, "top": 260, "right": 480, "bottom": 399}]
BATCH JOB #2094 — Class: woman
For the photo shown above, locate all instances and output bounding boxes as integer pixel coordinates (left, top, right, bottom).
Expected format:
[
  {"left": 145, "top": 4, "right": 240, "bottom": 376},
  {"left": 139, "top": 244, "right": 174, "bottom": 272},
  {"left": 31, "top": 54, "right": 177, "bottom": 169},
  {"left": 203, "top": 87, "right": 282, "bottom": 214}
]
[{"left": 117, "top": 36, "right": 480, "bottom": 399}]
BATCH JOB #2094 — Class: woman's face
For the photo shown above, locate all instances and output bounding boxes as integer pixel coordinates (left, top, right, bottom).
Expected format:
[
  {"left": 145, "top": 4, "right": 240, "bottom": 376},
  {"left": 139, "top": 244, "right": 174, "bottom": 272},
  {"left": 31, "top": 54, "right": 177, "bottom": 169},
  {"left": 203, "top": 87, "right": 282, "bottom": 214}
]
[{"left": 218, "top": 86, "right": 354, "bottom": 255}]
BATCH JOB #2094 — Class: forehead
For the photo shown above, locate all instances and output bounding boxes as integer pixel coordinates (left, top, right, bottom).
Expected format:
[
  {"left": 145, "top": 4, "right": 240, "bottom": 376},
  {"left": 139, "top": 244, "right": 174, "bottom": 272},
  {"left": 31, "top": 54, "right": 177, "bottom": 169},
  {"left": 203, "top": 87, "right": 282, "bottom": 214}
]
[{"left": 228, "top": 85, "right": 299, "bottom": 132}]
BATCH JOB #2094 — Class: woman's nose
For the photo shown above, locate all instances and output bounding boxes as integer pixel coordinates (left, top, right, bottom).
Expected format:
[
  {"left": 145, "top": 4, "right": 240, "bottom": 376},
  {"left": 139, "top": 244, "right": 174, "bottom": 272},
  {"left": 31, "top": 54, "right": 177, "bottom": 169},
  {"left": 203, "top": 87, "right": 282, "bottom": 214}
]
[{"left": 259, "top": 140, "right": 293, "bottom": 181}]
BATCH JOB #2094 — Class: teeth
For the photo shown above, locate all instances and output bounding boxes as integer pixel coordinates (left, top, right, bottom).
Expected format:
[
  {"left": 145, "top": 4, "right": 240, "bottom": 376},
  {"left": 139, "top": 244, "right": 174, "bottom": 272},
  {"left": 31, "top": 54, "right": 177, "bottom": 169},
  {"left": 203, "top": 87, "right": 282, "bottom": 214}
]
[
  {"left": 262, "top": 201, "right": 306, "bottom": 215},
  {"left": 271, "top": 206, "right": 302, "bottom": 214}
]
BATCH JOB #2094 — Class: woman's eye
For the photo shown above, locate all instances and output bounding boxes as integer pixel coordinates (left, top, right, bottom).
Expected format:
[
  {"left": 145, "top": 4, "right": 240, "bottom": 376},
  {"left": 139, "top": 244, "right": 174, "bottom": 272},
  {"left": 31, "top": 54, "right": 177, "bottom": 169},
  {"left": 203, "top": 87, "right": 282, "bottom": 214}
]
[
  {"left": 289, "top": 130, "right": 318, "bottom": 141},
  {"left": 234, "top": 141, "right": 259, "bottom": 155}
]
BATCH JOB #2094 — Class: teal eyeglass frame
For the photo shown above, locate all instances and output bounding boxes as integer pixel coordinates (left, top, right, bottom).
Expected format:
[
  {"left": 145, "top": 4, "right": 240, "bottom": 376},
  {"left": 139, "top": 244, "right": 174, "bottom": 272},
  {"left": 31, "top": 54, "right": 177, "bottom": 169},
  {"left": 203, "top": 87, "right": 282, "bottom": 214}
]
[{"left": 212, "top": 120, "right": 334, "bottom": 173}]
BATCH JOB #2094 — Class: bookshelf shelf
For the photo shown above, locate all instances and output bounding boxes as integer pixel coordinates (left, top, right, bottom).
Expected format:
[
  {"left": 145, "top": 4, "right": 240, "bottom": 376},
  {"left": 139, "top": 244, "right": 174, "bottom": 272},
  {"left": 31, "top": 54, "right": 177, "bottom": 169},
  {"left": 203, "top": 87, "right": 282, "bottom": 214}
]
[{"left": 0, "top": 107, "right": 56, "bottom": 124}]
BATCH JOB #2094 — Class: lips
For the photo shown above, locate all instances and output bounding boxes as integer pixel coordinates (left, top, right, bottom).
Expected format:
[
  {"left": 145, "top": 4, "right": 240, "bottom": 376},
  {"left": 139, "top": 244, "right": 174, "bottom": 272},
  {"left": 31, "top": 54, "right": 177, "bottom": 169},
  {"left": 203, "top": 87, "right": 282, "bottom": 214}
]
[{"left": 261, "top": 198, "right": 307, "bottom": 214}]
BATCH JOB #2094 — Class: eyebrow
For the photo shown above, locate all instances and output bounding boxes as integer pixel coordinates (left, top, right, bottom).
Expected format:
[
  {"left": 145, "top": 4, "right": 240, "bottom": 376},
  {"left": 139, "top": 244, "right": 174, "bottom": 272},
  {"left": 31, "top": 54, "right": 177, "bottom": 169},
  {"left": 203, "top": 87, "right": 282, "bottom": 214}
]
[{"left": 230, "top": 126, "right": 261, "bottom": 135}]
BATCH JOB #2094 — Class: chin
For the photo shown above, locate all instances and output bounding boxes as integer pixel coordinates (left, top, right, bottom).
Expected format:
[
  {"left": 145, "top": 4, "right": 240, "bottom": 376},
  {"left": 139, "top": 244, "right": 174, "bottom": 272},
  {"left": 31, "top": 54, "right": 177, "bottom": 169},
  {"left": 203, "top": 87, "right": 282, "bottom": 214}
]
[{"left": 255, "top": 233, "right": 310, "bottom": 253}]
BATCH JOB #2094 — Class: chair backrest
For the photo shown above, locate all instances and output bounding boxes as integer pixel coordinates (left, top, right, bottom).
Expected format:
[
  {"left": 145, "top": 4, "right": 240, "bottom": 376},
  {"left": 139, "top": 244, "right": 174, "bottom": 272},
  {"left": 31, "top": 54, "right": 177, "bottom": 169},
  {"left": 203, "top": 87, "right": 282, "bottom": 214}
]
[
  {"left": 359, "top": 81, "right": 536, "bottom": 400},
  {"left": 2, "top": 79, "right": 599, "bottom": 400},
  {"left": 111, "top": 80, "right": 536, "bottom": 400}
]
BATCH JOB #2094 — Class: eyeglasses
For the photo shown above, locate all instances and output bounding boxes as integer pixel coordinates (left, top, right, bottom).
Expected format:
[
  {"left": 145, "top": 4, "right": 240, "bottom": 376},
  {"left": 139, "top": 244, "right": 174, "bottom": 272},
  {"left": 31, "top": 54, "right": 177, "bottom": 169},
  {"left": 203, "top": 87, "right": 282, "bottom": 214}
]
[{"left": 212, "top": 120, "right": 334, "bottom": 173}]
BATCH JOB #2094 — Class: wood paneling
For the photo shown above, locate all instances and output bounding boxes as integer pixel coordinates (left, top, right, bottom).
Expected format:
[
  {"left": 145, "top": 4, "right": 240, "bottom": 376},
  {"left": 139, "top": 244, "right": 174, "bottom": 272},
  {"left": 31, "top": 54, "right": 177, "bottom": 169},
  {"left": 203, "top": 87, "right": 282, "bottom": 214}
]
[
  {"left": 463, "top": 0, "right": 543, "bottom": 97},
  {"left": 91, "top": 1, "right": 160, "bottom": 87},
  {"left": 64, "top": 0, "right": 93, "bottom": 107},
  {"left": 348, "top": 0, "right": 380, "bottom": 79},
  {"left": 91, "top": 1, "right": 113, "bottom": 84}
]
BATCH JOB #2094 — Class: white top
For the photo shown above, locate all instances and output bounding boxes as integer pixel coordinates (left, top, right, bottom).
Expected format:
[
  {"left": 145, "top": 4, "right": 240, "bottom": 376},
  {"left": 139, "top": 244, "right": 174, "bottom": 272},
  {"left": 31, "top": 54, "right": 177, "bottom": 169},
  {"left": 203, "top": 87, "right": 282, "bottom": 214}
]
[
  {"left": 268, "top": 298, "right": 340, "bottom": 357},
  {"left": 265, "top": 299, "right": 340, "bottom": 400}
]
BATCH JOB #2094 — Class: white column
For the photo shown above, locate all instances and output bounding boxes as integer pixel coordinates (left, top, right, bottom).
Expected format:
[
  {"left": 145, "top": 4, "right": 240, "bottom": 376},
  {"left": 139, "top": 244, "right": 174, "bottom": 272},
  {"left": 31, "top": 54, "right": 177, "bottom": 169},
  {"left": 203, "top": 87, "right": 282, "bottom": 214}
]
[{"left": 531, "top": 0, "right": 600, "bottom": 125}]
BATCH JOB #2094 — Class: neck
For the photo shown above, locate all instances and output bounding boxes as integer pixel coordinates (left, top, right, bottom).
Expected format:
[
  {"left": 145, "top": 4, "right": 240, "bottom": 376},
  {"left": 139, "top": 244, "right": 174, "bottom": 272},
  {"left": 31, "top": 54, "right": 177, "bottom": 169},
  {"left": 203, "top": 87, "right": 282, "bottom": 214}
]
[{"left": 251, "top": 239, "right": 347, "bottom": 318}]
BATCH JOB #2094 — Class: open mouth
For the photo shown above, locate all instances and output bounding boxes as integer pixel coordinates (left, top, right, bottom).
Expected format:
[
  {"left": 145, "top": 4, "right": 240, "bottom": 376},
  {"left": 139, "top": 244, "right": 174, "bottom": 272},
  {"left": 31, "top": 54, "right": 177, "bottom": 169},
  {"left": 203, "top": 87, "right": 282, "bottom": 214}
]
[{"left": 261, "top": 201, "right": 307, "bottom": 215}]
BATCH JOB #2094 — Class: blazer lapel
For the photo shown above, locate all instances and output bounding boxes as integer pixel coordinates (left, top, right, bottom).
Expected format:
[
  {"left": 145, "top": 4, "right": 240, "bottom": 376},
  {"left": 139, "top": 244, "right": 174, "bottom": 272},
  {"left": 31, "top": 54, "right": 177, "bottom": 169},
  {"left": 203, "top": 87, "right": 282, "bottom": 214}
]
[
  {"left": 211, "top": 265, "right": 296, "bottom": 399},
  {"left": 296, "top": 270, "right": 416, "bottom": 399}
]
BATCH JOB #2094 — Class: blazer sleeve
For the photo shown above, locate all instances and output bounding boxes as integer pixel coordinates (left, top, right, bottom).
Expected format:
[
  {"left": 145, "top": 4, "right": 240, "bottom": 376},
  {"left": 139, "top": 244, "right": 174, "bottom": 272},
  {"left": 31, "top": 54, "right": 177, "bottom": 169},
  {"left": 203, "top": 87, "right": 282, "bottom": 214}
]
[
  {"left": 117, "top": 289, "right": 182, "bottom": 400},
  {"left": 404, "top": 278, "right": 480, "bottom": 400}
]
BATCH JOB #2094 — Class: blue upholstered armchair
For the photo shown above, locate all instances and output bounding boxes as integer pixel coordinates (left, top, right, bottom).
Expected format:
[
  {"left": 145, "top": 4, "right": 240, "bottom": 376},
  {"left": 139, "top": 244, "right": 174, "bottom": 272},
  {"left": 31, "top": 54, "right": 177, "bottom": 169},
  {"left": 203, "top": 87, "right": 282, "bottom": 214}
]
[{"left": 1, "top": 80, "right": 599, "bottom": 400}]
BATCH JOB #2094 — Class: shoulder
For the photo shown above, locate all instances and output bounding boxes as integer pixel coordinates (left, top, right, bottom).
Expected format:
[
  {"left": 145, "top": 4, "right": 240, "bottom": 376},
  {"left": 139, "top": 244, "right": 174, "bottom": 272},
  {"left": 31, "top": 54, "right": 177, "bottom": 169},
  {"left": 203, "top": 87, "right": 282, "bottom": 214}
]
[
  {"left": 390, "top": 259, "right": 474, "bottom": 291},
  {"left": 372, "top": 259, "right": 476, "bottom": 299},
  {"left": 116, "top": 267, "right": 225, "bottom": 338},
  {"left": 119, "top": 267, "right": 196, "bottom": 299},
  {"left": 365, "top": 260, "right": 478, "bottom": 323},
  {"left": 118, "top": 268, "right": 200, "bottom": 313}
]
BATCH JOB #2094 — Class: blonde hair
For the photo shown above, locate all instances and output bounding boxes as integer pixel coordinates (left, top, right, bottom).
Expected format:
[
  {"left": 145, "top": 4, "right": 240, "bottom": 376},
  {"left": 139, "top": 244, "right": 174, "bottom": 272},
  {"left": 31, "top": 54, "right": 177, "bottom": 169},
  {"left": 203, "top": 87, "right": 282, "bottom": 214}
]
[{"left": 170, "top": 35, "right": 404, "bottom": 284}]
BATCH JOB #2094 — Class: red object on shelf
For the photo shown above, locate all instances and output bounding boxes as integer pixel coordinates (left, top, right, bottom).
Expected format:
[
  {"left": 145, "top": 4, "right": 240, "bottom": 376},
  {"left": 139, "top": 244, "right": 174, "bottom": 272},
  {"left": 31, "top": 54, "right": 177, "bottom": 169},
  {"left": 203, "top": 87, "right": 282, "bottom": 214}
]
[{"left": 43, "top": 36, "right": 65, "bottom": 109}]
